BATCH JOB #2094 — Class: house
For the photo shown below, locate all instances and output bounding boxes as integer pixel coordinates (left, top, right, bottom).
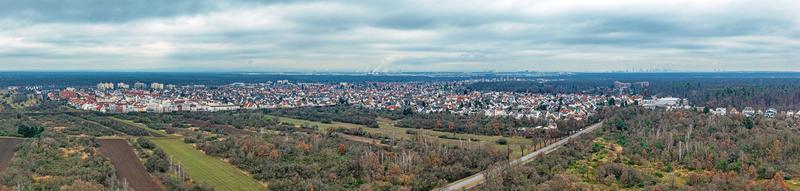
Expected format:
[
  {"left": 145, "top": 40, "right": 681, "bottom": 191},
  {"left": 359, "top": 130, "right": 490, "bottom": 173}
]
[
  {"left": 765, "top": 108, "right": 778, "bottom": 118},
  {"left": 729, "top": 107, "right": 740, "bottom": 115},
  {"left": 656, "top": 97, "right": 681, "bottom": 107},
  {"left": 743, "top": 107, "right": 756, "bottom": 117},
  {"left": 712, "top": 107, "right": 727, "bottom": 115}
]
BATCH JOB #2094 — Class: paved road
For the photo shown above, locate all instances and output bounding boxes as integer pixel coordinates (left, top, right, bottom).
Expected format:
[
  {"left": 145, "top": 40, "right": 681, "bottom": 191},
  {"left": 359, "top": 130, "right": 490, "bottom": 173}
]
[{"left": 438, "top": 122, "right": 604, "bottom": 191}]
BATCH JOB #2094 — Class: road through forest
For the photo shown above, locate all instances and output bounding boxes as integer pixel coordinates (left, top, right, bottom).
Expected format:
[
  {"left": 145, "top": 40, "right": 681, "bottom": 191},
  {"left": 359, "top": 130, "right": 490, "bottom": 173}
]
[{"left": 438, "top": 122, "right": 604, "bottom": 191}]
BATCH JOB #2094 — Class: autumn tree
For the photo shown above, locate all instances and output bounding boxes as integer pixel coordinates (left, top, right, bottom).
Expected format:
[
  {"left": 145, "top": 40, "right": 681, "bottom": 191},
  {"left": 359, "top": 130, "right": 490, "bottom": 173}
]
[{"left": 338, "top": 143, "right": 346, "bottom": 155}]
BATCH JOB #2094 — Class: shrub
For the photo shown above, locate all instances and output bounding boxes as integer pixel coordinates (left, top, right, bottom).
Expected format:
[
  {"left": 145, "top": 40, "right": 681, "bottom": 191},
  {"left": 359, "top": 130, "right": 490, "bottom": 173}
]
[
  {"left": 137, "top": 138, "right": 156, "bottom": 149},
  {"left": 495, "top": 138, "right": 508, "bottom": 145},
  {"left": 17, "top": 123, "right": 44, "bottom": 137}
]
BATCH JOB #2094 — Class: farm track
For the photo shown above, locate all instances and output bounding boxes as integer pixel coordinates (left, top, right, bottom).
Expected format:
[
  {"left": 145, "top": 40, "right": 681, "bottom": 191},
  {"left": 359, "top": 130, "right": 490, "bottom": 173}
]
[
  {"left": 0, "top": 138, "right": 22, "bottom": 172},
  {"left": 97, "top": 139, "right": 163, "bottom": 191}
]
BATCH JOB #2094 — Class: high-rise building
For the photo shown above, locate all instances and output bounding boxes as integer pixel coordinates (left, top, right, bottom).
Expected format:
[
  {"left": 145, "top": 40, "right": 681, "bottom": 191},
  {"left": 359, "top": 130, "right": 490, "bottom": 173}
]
[
  {"left": 134, "top": 82, "right": 146, "bottom": 89},
  {"left": 165, "top": 84, "right": 176, "bottom": 89},
  {"left": 151, "top": 83, "right": 164, "bottom": 90},
  {"left": 96, "top": 82, "right": 114, "bottom": 90},
  {"left": 117, "top": 82, "right": 129, "bottom": 89}
]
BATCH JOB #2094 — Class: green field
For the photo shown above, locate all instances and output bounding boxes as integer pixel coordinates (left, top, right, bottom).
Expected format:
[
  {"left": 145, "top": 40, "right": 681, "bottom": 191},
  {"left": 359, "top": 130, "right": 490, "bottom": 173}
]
[
  {"left": 269, "top": 115, "right": 534, "bottom": 158},
  {"left": 116, "top": 118, "right": 266, "bottom": 190},
  {"left": 149, "top": 137, "right": 266, "bottom": 191}
]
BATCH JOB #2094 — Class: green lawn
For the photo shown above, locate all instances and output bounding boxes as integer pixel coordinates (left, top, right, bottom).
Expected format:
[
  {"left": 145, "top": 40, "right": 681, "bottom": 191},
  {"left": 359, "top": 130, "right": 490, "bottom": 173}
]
[
  {"left": 268, "top": 115, "right": 534, "bottom": 158},
  {"left": 149, "top": 137, "right": 266, "bottom": 191}
]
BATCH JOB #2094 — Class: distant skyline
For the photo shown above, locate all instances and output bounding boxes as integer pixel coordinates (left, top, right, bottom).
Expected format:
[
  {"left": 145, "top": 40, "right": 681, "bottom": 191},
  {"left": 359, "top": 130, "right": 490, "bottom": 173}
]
[{"left": 1, "top": 0, "right": 799, "bottom": 72}]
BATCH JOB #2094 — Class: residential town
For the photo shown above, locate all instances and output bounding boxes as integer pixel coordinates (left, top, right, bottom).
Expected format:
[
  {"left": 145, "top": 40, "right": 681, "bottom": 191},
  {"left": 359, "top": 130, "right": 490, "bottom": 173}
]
[{"left": 40, "top": 80, "right": 799, "bottom": 121}]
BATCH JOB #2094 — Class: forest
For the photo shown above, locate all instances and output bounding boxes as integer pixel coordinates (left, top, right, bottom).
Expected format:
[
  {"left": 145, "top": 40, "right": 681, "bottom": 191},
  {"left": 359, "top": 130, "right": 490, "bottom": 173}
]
[
  {"left": 481, "top": 107, "right": 800, "bottom": 190},
  {"left": 467, "top": 77, "right": 800, "bottom": 110}
]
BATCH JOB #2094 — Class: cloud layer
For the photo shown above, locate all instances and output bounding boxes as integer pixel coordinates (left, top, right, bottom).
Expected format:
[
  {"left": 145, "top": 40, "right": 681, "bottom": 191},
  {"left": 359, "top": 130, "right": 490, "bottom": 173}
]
[{"left": 1, "top": 0, "right": 799, "bottom": 72}]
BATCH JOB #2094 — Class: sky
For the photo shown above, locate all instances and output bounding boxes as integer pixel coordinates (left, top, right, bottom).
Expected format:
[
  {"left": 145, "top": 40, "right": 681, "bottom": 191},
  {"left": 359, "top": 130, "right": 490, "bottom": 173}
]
[{"left": 1, "top": 0, "right": 799, "bottom": 72}]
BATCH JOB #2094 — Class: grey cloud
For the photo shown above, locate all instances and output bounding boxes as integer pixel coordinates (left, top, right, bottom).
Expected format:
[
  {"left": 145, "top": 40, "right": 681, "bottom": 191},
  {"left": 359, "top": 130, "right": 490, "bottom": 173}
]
[
  {"left": 1, "top": 0, "right": 799, "bottom": 72},
  {"left": 393, "top": 53, "right": 490, "bottom": 66},
  {"left": 0, "top": 0, "right": 216, "bottom": 23}
]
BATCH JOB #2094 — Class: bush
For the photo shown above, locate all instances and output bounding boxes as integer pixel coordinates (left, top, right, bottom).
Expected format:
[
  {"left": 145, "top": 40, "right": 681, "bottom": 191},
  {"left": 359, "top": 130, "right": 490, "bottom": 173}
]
[
  {"left": 17, "top": 123, "right": 44, "bottom": 137},
  {"left": 137, "top": 138, "right": 156, "bottom": 149},
  {"left": 145, "top": 149, "right": 170, "bottom": 173},
  {"left": 495, "top": 138, "right": 508, "bottom": 145},
  {"left": 367, "top": 122, "right": 380, "bottom": 128}
]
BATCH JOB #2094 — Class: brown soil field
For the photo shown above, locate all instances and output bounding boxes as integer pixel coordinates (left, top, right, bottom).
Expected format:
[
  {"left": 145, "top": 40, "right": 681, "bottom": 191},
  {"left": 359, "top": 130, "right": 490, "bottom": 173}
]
[
  {"left": 97, "top": 139, "right": 163, "bottom": 191},
  {"left": 0, "top": 138, "right": 22, "bottom": 172}
]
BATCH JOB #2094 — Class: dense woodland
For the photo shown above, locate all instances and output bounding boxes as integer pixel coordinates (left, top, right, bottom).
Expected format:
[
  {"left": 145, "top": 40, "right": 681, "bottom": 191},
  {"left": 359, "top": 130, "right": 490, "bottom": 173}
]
[
  {"left": 482, "top": 108, "right": 800, "bottom": 190},
  {"left": 119, "top": 111, "right": 279, "bottom": 131},
  {"left": 467, "top": 77, "right": 800, "bottom": 110},
  {"left": 0, "top": 133, "right": 119, "bottom": 190}
]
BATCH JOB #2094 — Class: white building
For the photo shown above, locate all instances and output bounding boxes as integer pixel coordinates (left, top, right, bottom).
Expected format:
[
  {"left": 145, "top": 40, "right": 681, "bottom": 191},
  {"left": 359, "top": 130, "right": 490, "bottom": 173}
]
[
  {"left": 743, "top": 107, "right": 756, "bottom": 117},
  {"left": 96, "top": 83, "right": 114, "bottom": 90},
  {"left": 117, "top": 83, "right": 129, "bottom": 89},
  {"left": 134, "top": 82, "right": 147, "bottom": 89},
  {"left": 712, "top": 107, "right": 727, "bottom": 115},
  {"left": 765, "top": 108, "right": 778, "bottom": 118},
  {"left": 151, "top": 83, "right": 164, "bottom": 90}
]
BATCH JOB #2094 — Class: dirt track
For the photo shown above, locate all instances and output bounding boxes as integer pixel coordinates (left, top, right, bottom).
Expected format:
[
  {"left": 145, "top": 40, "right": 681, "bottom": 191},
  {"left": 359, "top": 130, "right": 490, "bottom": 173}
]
[
  {"left": 97, "top": 139, "right": 163, "bottom": 191},
  {"left": 0, "top": 138, "right": 22, "bottom": 172}
]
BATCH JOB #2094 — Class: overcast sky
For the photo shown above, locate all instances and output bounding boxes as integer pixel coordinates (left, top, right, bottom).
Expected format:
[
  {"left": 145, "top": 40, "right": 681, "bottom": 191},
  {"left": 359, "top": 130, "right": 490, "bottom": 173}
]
[{"left": 1, "top": 0, "right": 799, "bottom": 72}]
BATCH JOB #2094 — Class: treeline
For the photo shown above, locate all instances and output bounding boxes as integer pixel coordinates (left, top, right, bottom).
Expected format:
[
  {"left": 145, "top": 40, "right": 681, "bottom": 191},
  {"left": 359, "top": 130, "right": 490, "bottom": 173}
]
[
  {"left": 646, "top": 79, "right": 800, "bottom": 110},
  {"left": 395, "top": 112, "right": 548, "bottom": 136},
  {"left": 32, "top": 114, "right": 116, "bottom": 136},
  {"left": 0, "top": 132, "right": 119, "bottom": 190},
  {"left": 483, "top": 107, "right": 800, "bottom": 190},
  {"left": 265, "top": 106, "right": 396, "bottom": 128},
  {"left": 119, "top": 111, "right": 280, "bottom": 131},
  {"left": 396, "top": 112, "right": 600, "bottom": 137},
  {"left": 191, "top": 131, "right": 505, "bottom": 190},
  {"left": 78, "top": 115, "right": 150, "bottom": 136},
  {"left": 466, "top": 78, "right": 800, "bottom": 110}
]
